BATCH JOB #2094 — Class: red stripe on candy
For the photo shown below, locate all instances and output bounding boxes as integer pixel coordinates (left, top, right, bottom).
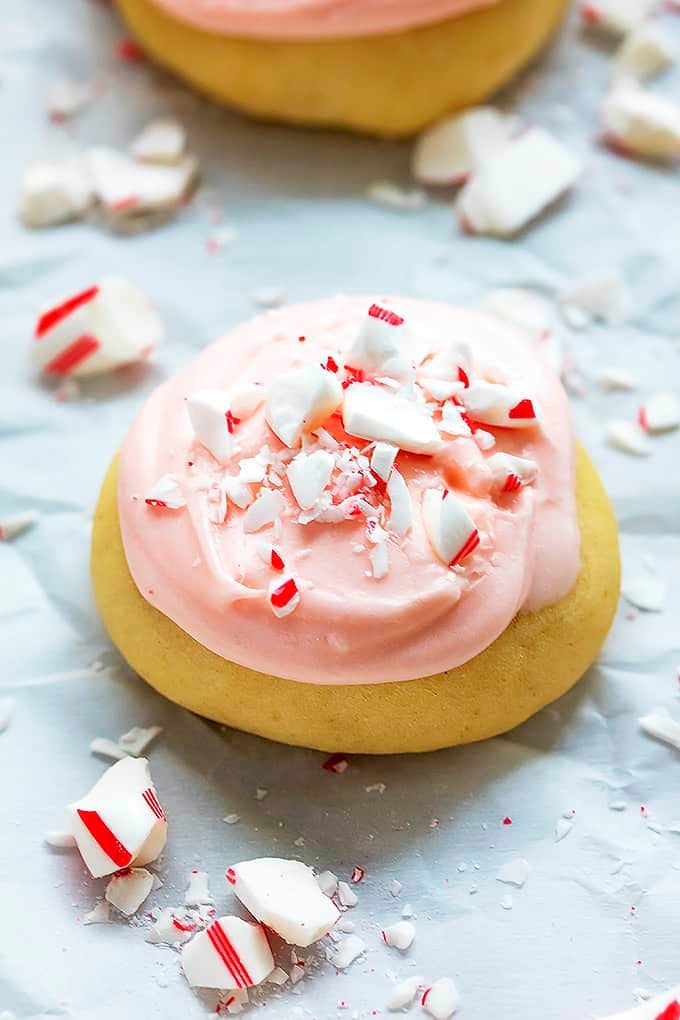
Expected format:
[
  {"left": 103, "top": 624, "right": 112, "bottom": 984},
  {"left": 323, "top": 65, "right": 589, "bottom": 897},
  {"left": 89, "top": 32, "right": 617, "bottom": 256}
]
[
  {"left": 367, "top": 304, "right": 404, "bottom": 327},
  {"left": 226, "top": 867, "right": 236, "bottom": 885},
  {"left": 206, "top": 920, "right": 253, "bottom": 989},
  {"left": 449, "top": 529, "right": 480, "bottom": 568},
  {"left": 322, "top": 356, "right": 339, "bottom": 373},
  {"left": 656, "top": 1002, "right": 680, "bottom": 1020},
  {"left": 271, "top": 549, "right": 285, "bottom": 571},
  {"left": 270, "top": 578, "right": 298, "bottom": 609},
  {"left": 142, "top": 788, "right": 165, "bottom": 820},
  {"left": 43, "top": 335, "right": 100, "bottom": 376},
  {"left": 457, "top": 366, "right": 470, "bottom": 388},
  {"left": 502, "top": 474, "right": 522, "bottom": 493},
  {"left": 35, "top": 286, "right": 99, "bottom": 338},
  {"left": 508, "top": 398, "right": 536, "bottom": 421},
  {"left": 76, "top": 809, "right": 132, "bottom": 868},
  {"left": 225, "top": 410, "right": 240, "bottom": 434}
]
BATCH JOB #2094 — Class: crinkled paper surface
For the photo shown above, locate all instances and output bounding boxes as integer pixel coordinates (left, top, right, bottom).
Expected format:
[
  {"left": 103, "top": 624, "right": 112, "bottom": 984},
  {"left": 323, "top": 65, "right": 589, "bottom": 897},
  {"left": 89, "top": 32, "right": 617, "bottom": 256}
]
[{"left": 1, "top": 2, "right": 679, "bottom": 1018}]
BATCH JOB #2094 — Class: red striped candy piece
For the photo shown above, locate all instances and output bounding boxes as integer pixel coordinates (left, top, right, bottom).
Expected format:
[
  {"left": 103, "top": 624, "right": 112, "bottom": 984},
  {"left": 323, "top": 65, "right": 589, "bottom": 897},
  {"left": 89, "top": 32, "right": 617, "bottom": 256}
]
[{"left": 182, "top": 916, "right": 274, "bottom": 990}]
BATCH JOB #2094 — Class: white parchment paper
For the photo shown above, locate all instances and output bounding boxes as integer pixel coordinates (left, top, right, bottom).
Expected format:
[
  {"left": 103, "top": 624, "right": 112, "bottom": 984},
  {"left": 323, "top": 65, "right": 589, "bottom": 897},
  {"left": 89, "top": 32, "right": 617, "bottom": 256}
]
[{"left": 1, "top": 2, "right": 679, "bottom": 1018}]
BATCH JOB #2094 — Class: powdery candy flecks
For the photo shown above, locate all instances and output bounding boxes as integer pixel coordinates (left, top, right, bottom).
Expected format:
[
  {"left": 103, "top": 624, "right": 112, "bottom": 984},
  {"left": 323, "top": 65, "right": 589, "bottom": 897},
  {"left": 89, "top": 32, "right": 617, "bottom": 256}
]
[
  {"left": 226, "top": 858, "right": 339, "bottom": 947},
  {"left": 33, "top": 277, "right": 162, "bottom": 378},
  {"left": 182, "top": 916, "right": 274, "bottom": 989},
  {"left": 67, "top": 757, "right": 167, "bottom": 878}
]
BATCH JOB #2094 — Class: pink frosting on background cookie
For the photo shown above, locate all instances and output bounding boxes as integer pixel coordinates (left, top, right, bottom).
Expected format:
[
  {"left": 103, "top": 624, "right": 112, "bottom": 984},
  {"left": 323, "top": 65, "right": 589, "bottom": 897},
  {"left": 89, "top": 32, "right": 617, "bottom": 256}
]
[
  {"left": 117, "top": 297, "right": 579, "bottom": 686},
  {"left": 144, "top": 0, "right": 499, "bottom": 40}
]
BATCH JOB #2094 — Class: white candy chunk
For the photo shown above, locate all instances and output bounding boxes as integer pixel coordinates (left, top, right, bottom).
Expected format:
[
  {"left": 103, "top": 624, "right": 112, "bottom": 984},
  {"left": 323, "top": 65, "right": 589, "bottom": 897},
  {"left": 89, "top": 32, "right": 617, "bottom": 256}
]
[
  {"left": 387, "top": 469, "right": 412, "bottom": 537},
  {"left": 90, "top": 736, "right": 128, "bottom": 761},
  {"left": 105, "top": 867, "right": 154, "bottom": 916},
  {"left": 145, "top": 474, "right": 186, "bottom": 510},
  {"left": 287, "top": 450, "right": 335, "bottom": 509},
  {"left": 639, "top": 706, "right": 680, "bottom": 749},
  {"left": 182, "top": 916, "right": 274, "bottom": 989},
  {"left": 422, "top": 489, "right": 479, "bottom": 567},
  {"left": 560, "top": 271, "right": 630, "bottom": 324},
  {"left": 483, "top": 288, "right": 553, "bottom": 345},
  {"left": 389, "top": 879, "right": 402, "bottom": 896},
  {"left": 413, "top": 106, "right": 513, "bottom": 185},
  {"left": 381, "top": 921, "right": 415, "bottom": 950},
  {"left": 230, "top": 383, "right": 265, "bottom": 420},
  {"left": 224, "top": 475, "right": 254, "bottom": 509},
  {"left": 606, "top": 420, "right": 650, "bottom": 456},
  {"left": 458, "top": 128, "right": 581, "bottom": 237},
  {"left": 496, "top": 858, "right": 530, "bottom": 888},
  {"left": 420, "top": 340, "right": 473, "bottom": 385},
  {"left": 589, "top": 989, "right": 680, "bottom": 1020},
  {"left": 86, "top": 146, "right": 197, "bottom": 217},
  {"left": 316, "top": 870, "right": 339, "bottom": 897},
  {"left": 268, "top": 575, "right": 301, "bottom": 618},
  {"left": 243, "top": 489, "right": 286, "bottom": 533},
  {"left": 337, "top": 881, "right": 358, "bottom": 908},
  {"left": 187, "top": 390, "right": 234, "bottom": 463},
  {"left": 366, "top": 180, "right": 426, "bottom": 211},
  {"left": 146, "top": 907, "right": 196, "bottom": 945},
  {"left": 67, "top": 757, "right": 167, "bottom": 878},
  {"left": 474, "top": 429, "right": 496, "bottom": 451},
  {"left": 348, "top": 303, "right": 413, "bottom": 380},
  {"left": 267, "top": 966, "right": 290, "bottom": 986},
  {"left": 33, "top": 275, "right": 163, "bottom": 378},
  {"left": 422, "top": 978, "right": 460, "bottom": 1020},
  {"left": 227, "top": 858, "right": 339, "bottom": 947},
  {"left": 44, "top": 829, "right": 77, "bottom": 848},
  {"left": 440, "top": 401, "right": 473, "bottom": 439},
  {"left": 555, "top": 817, "right": 574, "bottom": 842},
  {"left": 370, "top": 540, "right": 390, "bottom": 580},
  {"left": 83, "top": 901, "right": 111, "bottom": 925},
  {"left": 118, "top": 725, "right": 162, "bottom": 756},
  {"left": 185, "top": 870, "right": 214, "bottom": 906},
  {"left": 419, "top": 378, "right": 465, "bottom": 402},
  {"left": 266, "top": 366, "right": 343, "bottom": 448},
  {"left": 387, "top": 976, "right": 424, "bottom": 1011},
  {"left": 639, "top": 392, "right": 680, "bottom": 433},
  {"left": 597, "top": 366, "right": 635, "bottom": 391},
  {"left": 0, "top": 698, "right": 15, "bottom": 734},
  {"left": 487, "top": 453, "right": 537, "bottom": 493},
  {"left": 622, "top": 575, "right": 666, "bottom": 611},
  {"left": 130, "top": 119, "right": 186, "bottom": 164},
  {"left": 20, "top": 159, "right": 93, "bottom": 227},
  {"left": 370, "top": 442, "right": 398, "bottom": 482},
  {"left": 614, "top": 23, "right": 675, "bottom": 81},
  {"left": 238, "top": 458, "right": 267, "bottom": 484},
  {"left": 0, "top": 510, "right": 39, "bottom": 541},
  {"left": 46, "top": 77, "right": 90, "bottom": 120},
  {"left": 461, "top": 381, "right": 539, "bottom": 428},
  {"left": 602, "top": 83, "right": 680, "bottom": 160},
  {"left": 580, "top": 0, "right": 659, "bottom": 37},
  {"left": 343, "top": 384, "right": 441, "bottom": 455},
  {"left": 328, "top": 934, "right": 366, "bottom": 970}
]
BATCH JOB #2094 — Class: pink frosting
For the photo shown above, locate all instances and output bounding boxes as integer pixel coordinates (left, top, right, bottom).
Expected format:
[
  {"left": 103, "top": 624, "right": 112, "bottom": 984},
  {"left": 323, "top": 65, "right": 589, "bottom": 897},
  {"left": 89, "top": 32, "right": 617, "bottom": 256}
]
[
  {"left": 118, "top": 297, "right": 580, "bottom": 686},
  {"left": 145, "top": 0, "right": 499, "bottom": 40}
]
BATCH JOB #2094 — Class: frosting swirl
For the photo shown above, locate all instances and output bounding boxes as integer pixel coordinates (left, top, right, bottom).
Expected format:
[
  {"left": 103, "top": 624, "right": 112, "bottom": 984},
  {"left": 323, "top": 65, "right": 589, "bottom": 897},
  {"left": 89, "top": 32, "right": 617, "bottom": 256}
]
[
  {"left": 145, "top": 0, "right": 500, "bottom": 41},
  {"left": 118, "top": 297, "right": 579, "bottom": 686}
]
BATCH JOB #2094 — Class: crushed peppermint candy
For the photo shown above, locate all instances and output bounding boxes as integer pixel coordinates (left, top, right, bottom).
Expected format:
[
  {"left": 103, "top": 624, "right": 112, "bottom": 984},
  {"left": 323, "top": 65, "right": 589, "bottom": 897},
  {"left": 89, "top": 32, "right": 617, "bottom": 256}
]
[
  {"left": 0, "top": 511, "right": 39, "bottom": 541},
  {"left": 381, "top": 921, "right": 415, "bottom": 950},
  {"left": 185, "top": 870, "right": 215, "bottom": 906},
  {"left": 181, "top": 915, "right": 275, "bottom": 989},
  {"left": 366, "top": 181, "right": 426, "bottom": 211},
  {"left": 638, "top": 393, "right": 680, "bottom": 433},
  {"left": 422, "top": 489, "right": 479, "bottom": 568},
  {"left": 105, "top": 866, "right": 154, "bottom": 916},
  {"left": 496, "top": 858, "right": 530, "bottom": 887},
  {"left": 421, "top": 978, "right": 461, "bottom": 1020},
  {"left": 580, "top": 0, "right": 659, "bottom": 39},
  {"left": 622, "top": 575, "right": 666, "bottom": 612},
  {"left": 606, "top": 420, "right": 651, "bottom": 456},
  {"left": 243, "top": 489, "right": 286, "bottom": 534},
  {"left": 412, "top": 106, "right": 514, "bottom": 186},
  {"left": 327, "top": 934, "right": 366, "bottom": 970},
  {"left": 337, "top": 881, "right": 359, "bottom": 908},
  {"left": 130, "top": 119, "right": 187, "bottom": 165},
  {"left": 614, "top": 23, "right": 676, "bottom": 82},
  {"left": 387, "top": 976, "right": 424, "bottom": 1011},
  {"left": 268, "top": 576, "right": 301, "bottom": 618},
  {"left": 639, "top": 707, "right": 680, "bottom": 750},
  {"left": 323, "top": 754, "right": 349, "bottom": 774},
  {"left": 20, "top": 159, "right": 94, "bottom": 228},
  {"left": 145, "top": 474, "right": 186, "bottom": 510},
  {"left": 601, "top": 83, "right": 680, "bottom": 161}
]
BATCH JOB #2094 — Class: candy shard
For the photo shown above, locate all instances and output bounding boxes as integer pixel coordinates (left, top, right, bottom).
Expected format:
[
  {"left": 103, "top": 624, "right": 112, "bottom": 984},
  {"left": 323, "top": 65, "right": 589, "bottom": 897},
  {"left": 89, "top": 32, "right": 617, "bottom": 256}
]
[
  {"left": 422, "top": 978, "right": 460, "bottom": 1020},
  {"left": 461, "top": 381, "right": 539, "bottom": 429},
  {"left": 184, "top": 870, "right": 215, "bottom": 906},
  {"left": 638, "top": 392, "right": 680, "bottom": 433},
  {"left": 605, "top": 420, "right": 651, "bottom": 456},
  {"left": 370, "top": 441, "right": 398, "bottom": 483},
  {"left": 367, "top": 180, "right": 426, "bottom": 211},
  {"left": 639, "top": 707, "right": 680, "bottom": 750},
  {"left": 316, "top": 870, "right": 339, "bottom": 897},
  {"left": 343, "top": 384, "right": 442, "bottom": 455},
  {"left": 457, "top": 128, "right": 581, "bottom": 237},
  {"left": 487, "top": 453, "right": 537, "bottom": 493},
  {"left": 587, "top": 989, "right": 680, "bottom": 1020},
  {"left": 337, "top": 881, "right": 359, "bottom": 908},
  {"left": 496, "top": 858, "right": 530, "bottom": 888},
  {"left": 328, "top": 934, "right": 366, "bottom": 970},
  {"left": 387, "top": 976, "right": 424, "bottom": 1010},
  {"left": 387, "top": 469, "right": 413, "bottom": 537},
  {"left": 187, "top": 390, "right": 234, "bottom": 464},
  {"left": 287, "top": 450, "right": 335, "bottom": 509},
  {"left": 268, "top": 576, "right": 301, "bottom": 618},
  {"left": 182, "top": 916, "right": 274, "bottom": 989},
  {"left": 118, "top": 725, "right": 162, "bottom": 756},
  {"left": 243, "top": 489, "right": 286, "bottom": 533},
  {"left": 266, "top": 366, "right": 343, "bottom": 448},
  {"left": 86, "top": 146, "right": 198, "bottom": 221},
  {"left": 381, "top": 920, "right": 415, "bottom": 950},
  {"left": 622, "top": 575, "right": 666, "bottom": 612},
  {"left": 230, "top": 382, "right": 265, "bottom": 420},
  {"left": 145, "top": 474, "right": 186, "bottom": 510},
  {"left": 560, "top": 270, "right": 630, "bottom": 324},
  {"left": 20, "top": 159, "right": 93, "bottom": 228},
  {"left": 348, "top": 303, "right": 413, "bottom": 380},
  {"left": 83, "top": 901, "right": 111, "bottom": 925},
  {"left": 580, "top": 0, "right": 659, "bottom": 38},
  {"left": 105, "top": 866, "right": 154, "bottom": 916},
  {"left": 0, "top": 510, "right": 39, "bottom": 541},
  {"left": 422, "top": 489, "right": 479, "bottom": 568},
  {"left": 130, "top": 118, "right": 186, "bottom": 165},
  {"left": 412, "top": 106, "right": 513, "bottom": 186},
  {"left": 614, "top": 23, "right": 676, "bottom": 81},
  {"left": 67, "top": 757, "right": 167, "bottom": 878},
  {"left": 44, "top": 829, "right": 77, "bottom": 848},
  {"left": 227, "top": 858, "right": 339, "bottom": 947},
  {"left": 602, "top": 83, "right": 680, "bottom": 160}
]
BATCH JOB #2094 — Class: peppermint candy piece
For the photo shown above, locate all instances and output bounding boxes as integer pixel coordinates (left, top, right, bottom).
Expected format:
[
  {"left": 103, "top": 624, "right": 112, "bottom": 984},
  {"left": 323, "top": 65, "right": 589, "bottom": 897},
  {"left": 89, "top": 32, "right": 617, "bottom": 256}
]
[
  {"left": 20, "top": 159, "right": 93, "bottom": 228},
  {"left": 182, "top": 916, "right": 274, "bottom": 990},
  {"left": 243, "top": 489, "right": 285, "bottom": 534},
  {"left": 580, "top": 0, "right": 658, "bottom": 38},
  {"left": 287, "top": 450, "right": 335, "bottom": 510},
  {"left": 265, "top": 365, "right": 343, "bottom": 448},
  {"left": 184, "top": 870, "right": 214, "bottom": 906},
  {"left": 602, "top": 83, "right": 680, "bottom": 161},
  {"left": 130, "top": 119, "right": 187, "bottom": 165},
  {"left": 347, "top": 303, "right": 413, "bottom": 380},
  {"left": 0, "top": 510, "right": 39, "bottom": 541},
  {"left": 439, "top": 401, "right": 473, "bottom": 439},
  {"left": 422, "top": 978, "right": 461, "bottom": 1020},
  {"left": 639, "top": 707, "right": 680, "bottom": 750},
  {"left": 268, "top": 576, "right": 301, "bottom": 618},
  {"left": 586, "top": 989, "right": 680, "bottom": 1020},
  {"left": 328, "top": 934, "right": 366, "bottom": 970},
  {"left": 422, "top": 489, "right": 479, "bottom": 568},
  {"left": 461, "top": 381, "right": 539, "bottom": 429},
  {"left": 46, "top": 77, "right": 91, "bottom": 121},
  {"left": 412, "top": 106, "right": 514, "bottom": 186},
  {"left": 487, "top": 453, "right": 537, "bottom": 493},
  {"left": 387, "top": 976, "right": 424, "bottom": 1011},
  {"left": 387, "top": 468, "right": 412, "bottom": 537},
  {"left": 230, "top": 383, "right": 265, "bottom": 420},
  {"left": 187, "top": 390, "right": 235, "bottom": 464},
  {"left": 33, "top": 276, "right": 162, "bottom": 378},
  {"left": 614, "top": 24, "right": 676, "bottom": 82},
  {"left": 370, "top": 442, "right": 398, "bottom": 483},
  {"left": 226, "top": 858, "right": 340, "bottom": 948},
  {"left": 419, "top": 340, "right": 472, "bottom": 389},
  {"left": 381, "top": 920, "right": 415, "bottom": 950},
  {"left": 560, "top": 271, "right": 630, "bottom": 325},
  {"left": 86, "top": 146, "right": 198, "bottom": 223},
  {"left": 316, "top": 870, "right": 338, "bottom": 897},
  {"left": 457, "top": 128, "right": 581, "bottom": 237},
  {"left": 343, "top": 383, "right": 442, "bottom": 455},
  {"left": 105, "top": 867, "right": 154, "bottom": 916},
  {"left": 67, "top": 757, "right": 167, "bottom": 878},
  {"left": 145, "top": 474, "right": 186, "bottom": 510},
  {"left": 606, "top": 420, "right": 651, "bottom": 456},
  {"left": 638, "top": 392, "right": 680, "bottom": 433}
]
